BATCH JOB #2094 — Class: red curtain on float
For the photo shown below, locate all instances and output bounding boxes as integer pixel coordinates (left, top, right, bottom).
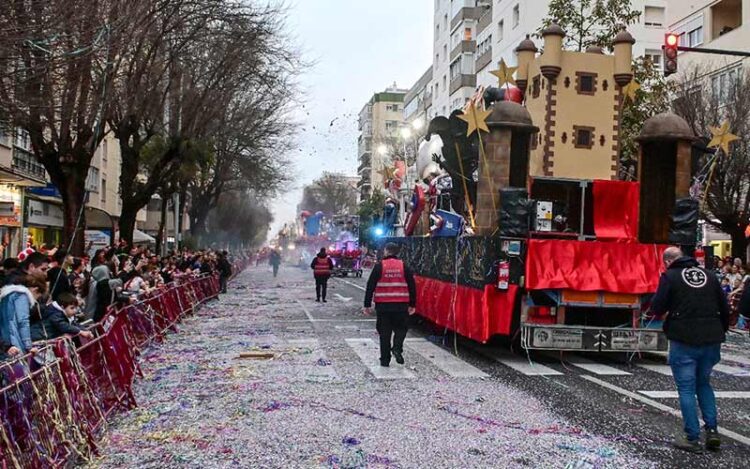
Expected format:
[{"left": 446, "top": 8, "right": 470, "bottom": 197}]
[
  {"left": 415, "top": 275, "right": 517, "bottom": 343},
  {"left": 525, "top": 239, "right": 667, "bottom": 294},
  {"left": 592, "top": 180, "right": 640, "bottom": 242}
]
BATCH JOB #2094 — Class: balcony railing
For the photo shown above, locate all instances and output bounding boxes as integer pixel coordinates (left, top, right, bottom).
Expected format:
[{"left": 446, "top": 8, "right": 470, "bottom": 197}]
[
  {"left": 451, "top": 40, "right": 477, "bottom": 61},
  {"left": 12, "top": 148, "right": 46, "bottom": 181},
  {"left": 449, "top": 74, "right": 477, "bottom": 94},
  {"left": 477, "top": 5, "right": 493, "bottom": 34}
]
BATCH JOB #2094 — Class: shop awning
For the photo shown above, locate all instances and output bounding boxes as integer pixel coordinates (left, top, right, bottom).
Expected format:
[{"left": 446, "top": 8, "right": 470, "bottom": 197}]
[{"left": 133, "top": 228, "right": 156, "bottom": 245}]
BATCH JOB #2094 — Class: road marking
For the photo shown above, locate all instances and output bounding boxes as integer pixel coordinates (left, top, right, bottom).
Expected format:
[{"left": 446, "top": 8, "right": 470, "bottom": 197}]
[
  {"left": 581, "top": 375, "right": 750, "bottom": 447},
  {"left": 474, "top": 347, "right": 563, "bottom": 376},
  {"left": 345, "top": 338, "right": 415, "bottom": 379},
  {"left": 404, "top": 339, "right": 488, "bottom": 378},
  {"left": 714, "top": 363, "right": 750, "bottom": 377},
  {"left": 333, "top": 293, "right": 353, "bottom": 302},
  {"left": 639, "top": 391, "right": 750, "bottom": 399},
  {"left": 637, "top": 362, "right": 673, "bottom": 376},
  {"left": 566, "top": 356, "right": 631, "bottom": 376},
  {"left": 338, "top": 279, "right": 366, "bottom": 291},
  {"left": 722, "top": 352, "right": 750, "bottom": 366},
  {"left": 296, "top": 300, "right": 316, "bottom": 323}
]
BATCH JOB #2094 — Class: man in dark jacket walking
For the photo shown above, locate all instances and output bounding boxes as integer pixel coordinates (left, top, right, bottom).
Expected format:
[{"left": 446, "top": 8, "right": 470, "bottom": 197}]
[
  {"left": 310, "top": 248, "right": 334, "bottom": 302},
  {"left": 218, "top": 252, "right": 233, "bottom": 293},
  {"left": 651, "top": 246, "right": 729, "bottom": 453},
  {"left": 363, "top": 243, "right": 416, "bottom": 367}
]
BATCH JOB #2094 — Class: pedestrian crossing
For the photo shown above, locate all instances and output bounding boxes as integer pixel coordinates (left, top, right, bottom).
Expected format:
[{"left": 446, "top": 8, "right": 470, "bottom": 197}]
[{"left": 267, "top": 335, "right": 750, "bottom": 383}]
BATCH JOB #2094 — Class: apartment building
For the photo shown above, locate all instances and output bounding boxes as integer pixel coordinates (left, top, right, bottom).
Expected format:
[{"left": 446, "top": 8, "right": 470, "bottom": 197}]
[
  {"left": 403, "top": 66, "right": 434, "bottom": 128},
  {"left": 667, "top": 0, "right": 746, "bottom": 91},
  {"left": 357, "top": 85, "right": 408, "bottom": 200},
  {"left": 427, "top": 1, "right": 668, "bottom": 119}
]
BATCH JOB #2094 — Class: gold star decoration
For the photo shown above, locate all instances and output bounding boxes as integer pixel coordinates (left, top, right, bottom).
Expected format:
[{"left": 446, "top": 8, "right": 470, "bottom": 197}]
[
  {"left": 622, "top": 79, "right": 641, "bottom": 103},
  {"left": 707, "top": 120, "right": 739, "bottom": 154},
  {"left": 379, "top": 165, "right": 397, "bottom": 183},
  {"left": 489, "top": 58, "right": 518, "bottom": 88},
  {"left": 457, "top": 101, "right": 492, "bottom": 137}
]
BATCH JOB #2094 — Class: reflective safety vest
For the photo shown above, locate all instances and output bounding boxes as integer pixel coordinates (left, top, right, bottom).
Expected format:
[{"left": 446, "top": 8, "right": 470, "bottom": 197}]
[
  {"left": 313, "top": 257, "right": 331, "bottom": 277},
  {"left": 373, "top": 258, "right": 410, "bottom": 303}
]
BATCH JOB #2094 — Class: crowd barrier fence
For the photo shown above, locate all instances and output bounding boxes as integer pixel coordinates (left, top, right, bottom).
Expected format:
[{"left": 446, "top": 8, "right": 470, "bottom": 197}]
[{"left": 0, "top": 259, "right": 249, "bottom": 468}]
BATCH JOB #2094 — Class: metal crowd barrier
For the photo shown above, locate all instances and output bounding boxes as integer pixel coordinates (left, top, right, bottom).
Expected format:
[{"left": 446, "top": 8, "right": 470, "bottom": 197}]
[{"left": 0, "top": 260, "right": 247, "bottom": 468}]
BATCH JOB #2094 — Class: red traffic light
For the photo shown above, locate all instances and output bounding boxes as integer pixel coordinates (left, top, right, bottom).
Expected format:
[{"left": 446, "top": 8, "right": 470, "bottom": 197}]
[{"left": 666, "top": 33, "right": 678, "bottom": 47}]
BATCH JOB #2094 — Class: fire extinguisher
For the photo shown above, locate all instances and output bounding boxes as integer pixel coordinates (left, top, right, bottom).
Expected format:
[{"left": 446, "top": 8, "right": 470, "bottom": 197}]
[{"left": 497, "top": 261, "right": 509, "bottom": 290}]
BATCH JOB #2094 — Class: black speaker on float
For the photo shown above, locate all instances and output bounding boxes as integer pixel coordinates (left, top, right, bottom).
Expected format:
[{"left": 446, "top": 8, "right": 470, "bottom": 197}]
[
  {"left": 498, "top": 188, "right": 530, "bottom": 237},
  {"left": 668, "top": 197, "right": 699, "bottom": 246}
]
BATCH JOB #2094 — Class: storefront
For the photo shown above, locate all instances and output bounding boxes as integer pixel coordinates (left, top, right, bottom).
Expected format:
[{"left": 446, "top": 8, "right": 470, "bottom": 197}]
[
  {"left": 25, "top": 197, "right": 64, "bottom": 248},
  {"left": 0, "top": 184, "right": 23, "bottom": 258}
]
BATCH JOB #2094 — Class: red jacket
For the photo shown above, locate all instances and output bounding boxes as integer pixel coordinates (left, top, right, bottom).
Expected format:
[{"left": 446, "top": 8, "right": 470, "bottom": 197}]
[
  {"left": 312, "top": 256, "right": 332, "bottom": 277},
  {"left": 373, "top": 258, "right": 410, "bottom": 304}
]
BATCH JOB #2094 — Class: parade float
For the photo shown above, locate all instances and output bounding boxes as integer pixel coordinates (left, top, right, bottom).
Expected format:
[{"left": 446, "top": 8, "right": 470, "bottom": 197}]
[
  {"left": 377, "top": 25, "right": 739, "bottom": 352},
  {"left": 297, "top": 210, "right": 363, "bottom": 277}
]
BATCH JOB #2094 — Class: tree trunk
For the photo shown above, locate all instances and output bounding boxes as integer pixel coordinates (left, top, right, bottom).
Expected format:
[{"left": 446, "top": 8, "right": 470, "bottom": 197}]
[
  {"left": 730, "top": 226, "right": 749, "bottom": 261},
  {"left": 118, "top": 201, "right": 140, "bottom": 246},
  {"left": 56, "top": 171, "right": 88, "bottom": 256}
]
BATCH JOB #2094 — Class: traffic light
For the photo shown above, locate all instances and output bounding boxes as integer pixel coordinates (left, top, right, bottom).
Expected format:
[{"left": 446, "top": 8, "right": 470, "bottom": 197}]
[{"left": 663, "top": 33, "right": 679, "bottom": 76}]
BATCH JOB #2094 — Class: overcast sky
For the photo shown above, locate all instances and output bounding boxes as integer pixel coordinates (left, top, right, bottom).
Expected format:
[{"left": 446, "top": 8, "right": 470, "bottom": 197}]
[{"left": 267, "top": 0, "right": 432, "bottom": 239}]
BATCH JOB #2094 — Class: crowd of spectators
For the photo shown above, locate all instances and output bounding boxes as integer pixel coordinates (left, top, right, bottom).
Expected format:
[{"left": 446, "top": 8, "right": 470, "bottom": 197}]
[
  {"left": 0, "top": 241, "right": 236, "bottom": 362},
  {"left": 712, "top": 256, "right": 750, "bottom": 330}
]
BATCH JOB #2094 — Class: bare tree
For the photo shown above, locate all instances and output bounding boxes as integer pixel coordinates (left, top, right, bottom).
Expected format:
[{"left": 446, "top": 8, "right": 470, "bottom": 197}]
[
  {"left": 300, "top": 172, "right": 358, "bottom": 216},
  {"left": 673, "top": 66, "right": 750, "bottom": 259},
  {"left": 0, "top": 0, "right": 145, "bottom": 254}
]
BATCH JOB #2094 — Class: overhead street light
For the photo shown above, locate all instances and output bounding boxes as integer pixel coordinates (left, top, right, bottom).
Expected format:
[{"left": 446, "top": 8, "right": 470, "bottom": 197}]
[
  {"left": 400, "top": 127, "right": 412, "bottom": 139},
  {"left": 412, "top": 117, "right": 424, "bottom": 131},
  {"left": 377, "top": 144, "right": 388, "bottom": 155}
]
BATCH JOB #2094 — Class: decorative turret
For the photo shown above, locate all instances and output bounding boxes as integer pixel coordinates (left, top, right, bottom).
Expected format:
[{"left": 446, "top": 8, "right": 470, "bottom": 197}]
[
  {"left": 515, "top": 35, "right": 538, "bottom": 93},
  {"left": 613, "top": 28, "right": 635, "bottom": 86},
  {"left": 540, "top": 23, "right": 565, "bottom": 80}
]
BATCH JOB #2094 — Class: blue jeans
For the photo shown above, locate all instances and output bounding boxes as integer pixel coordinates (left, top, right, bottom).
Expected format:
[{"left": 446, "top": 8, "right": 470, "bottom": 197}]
[{"left": 669, "top": 340, "right": 721, "bottom": 441}]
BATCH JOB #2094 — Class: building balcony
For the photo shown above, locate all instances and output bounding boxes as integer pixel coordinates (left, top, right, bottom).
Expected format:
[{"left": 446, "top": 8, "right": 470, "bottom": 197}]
[
  {"left": 451, "top": 6, "right": 481, "bottom": 31},
  {"left": 423, "top": 92, "right": 433, "bottom": 109},
  {"left": 475, "top": 47, "right": 493, "bottom": 72},
  {"left": 12, "top": 148, "right": 46, "bottom": 182},
  {"left": 451, "top": 40, "right": 477, "bottom": 61},
  {"left": 449, "top": 74, "right": 477, "bottom": 94},
  {"left": 477, "top": 6, "right": 493, "bottom": 34}
]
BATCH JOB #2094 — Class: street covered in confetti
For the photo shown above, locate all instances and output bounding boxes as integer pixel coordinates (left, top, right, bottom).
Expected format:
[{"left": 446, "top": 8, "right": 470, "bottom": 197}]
[{"left": 90, "top": 266, "right": 750, "bottom": 468}]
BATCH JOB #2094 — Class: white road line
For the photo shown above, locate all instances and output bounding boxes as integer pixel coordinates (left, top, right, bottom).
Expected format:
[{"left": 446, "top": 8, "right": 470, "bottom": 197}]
[
  {"left": 637, "top": 362, "right": 673, "bottom": 376},
  {"left": 338, "top": 278, "right": 366, "bottom": 291},
  {"left": 345, "top": 338, "right": 415, "bottom": 379},
  {"left": 404, "top": 339, "right": 488, "bottom": 378},
  {"left": 639, "top": 391, "right": 750, "bottom": 399},
  {"left": 497, "top": 354, "right": 563, "bottom": 376},
  {"left": 581, "top": 375, "right": 750, "bottom": 447},
  {"left": 722, "top": 352, "right": 750, "bottom": 367},
  {"left": 714, "top": 363, "right": 750, "bottom": 377},
  {"left": 295, "top": 300, "right": 316, "bottom": 323},
  {"left": 566, "top": 356, "right": 631, "bottom": 376}
]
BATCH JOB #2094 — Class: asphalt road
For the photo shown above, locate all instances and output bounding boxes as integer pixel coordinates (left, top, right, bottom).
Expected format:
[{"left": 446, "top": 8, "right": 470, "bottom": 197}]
[
  {"left": 93, "top": 264, "right": 750, "bottom": 468},
  {"left": 328, "top": 268, "right": 750, "bottom": 468}
]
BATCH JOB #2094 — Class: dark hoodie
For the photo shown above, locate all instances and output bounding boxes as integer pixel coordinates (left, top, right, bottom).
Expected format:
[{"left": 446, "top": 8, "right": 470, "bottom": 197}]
[
  {"left": 651, "top": 256, "right": 729, "bottom": 345},
  {"left": 31, "top": 303, "right": 86, "bottom": 341}
]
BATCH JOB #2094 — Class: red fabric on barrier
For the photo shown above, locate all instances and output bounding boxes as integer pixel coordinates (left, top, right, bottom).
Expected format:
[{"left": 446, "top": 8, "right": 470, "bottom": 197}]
[
  {"left": 415, "top": 275, "right": 517, "bottom": 343},
  {"left": 592, "top": 180, "right": 640, "bottom": 242},
  {"left": 526, "top": 239, "right": 667, "bottom": 293}
]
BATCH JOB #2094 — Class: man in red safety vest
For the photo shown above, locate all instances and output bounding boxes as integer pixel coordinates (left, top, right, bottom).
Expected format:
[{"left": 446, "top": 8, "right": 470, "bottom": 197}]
[
  {"left": 310, "top": 248, "right": 334, "bottom": 302},
  {"left": 363, "top": 242, "right": 416, "bottom": 367}
]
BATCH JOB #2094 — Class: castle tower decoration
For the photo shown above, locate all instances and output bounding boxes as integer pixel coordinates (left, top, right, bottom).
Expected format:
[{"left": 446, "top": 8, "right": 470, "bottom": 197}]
[{"left": 516, "top": 25, "right": 634, "bottom": 180}]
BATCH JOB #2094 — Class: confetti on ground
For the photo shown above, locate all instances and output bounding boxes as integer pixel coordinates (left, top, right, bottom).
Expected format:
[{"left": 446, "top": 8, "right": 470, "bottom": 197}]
[{"left": 89, "top": 268, "right": 658, "bottom": 468}]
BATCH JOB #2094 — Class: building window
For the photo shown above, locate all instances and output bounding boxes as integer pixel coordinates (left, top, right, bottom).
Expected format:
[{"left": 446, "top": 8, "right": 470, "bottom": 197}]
[
  {"left": 14, "top": 129, "right": 30, "bottom": 151},
  {"left": 102, "top": 140, "right": 108, "bottom": 166},
  {"left": 574, "top": 126, "right": 595, "bottom": 149},
  {"left": 385, "top": 120, "right": 399, "bottom": 133},
  {"left": 101, "top": 177, "right": 107, "bottom": 204},
  {"left": 575, "top": 72, "right": 597, "bottom": 95},
  {"left": 512, "top": 4, "right": 520, "bottom": 28},
  {"left": 443, "top": 14, "right": 447, "bottom": 30},
  {"left": 711, "top": 67, "right": 741, "bottom": 104},
  {"left": 85, "top": 167, "right": 100, "bottom": 193},
  {"left": 497, "top": 20, "right": 504, "bottom": 41},
  {"left": 531, "top": 75, "right": 541, "bottom": 98},
  {"left": 688, "top": 27, "right": 703, "bottom": 46},
  {"left": 386, "top": 104, "right": 400, "bottom": 112},
  {"left": 436, "top": 53, "right": 440, "bottom": 64},
  {"left": 644, "top": 50, "right": 662, "bottom": 71},
  {"left": 443, "top": 44, "right": 447, "bottom": 61},
  {"left": 443, "top": 75, "right": 447, "bottom": 89},
  {"left": 436, "top": 24, "right": 440, "bottom": 40},
  {"left": 644, "top": 6, "right": 665, "bottom": 27},
  {"left": 464, "top": 28, "right": 472, "bottom": 41},
  {"left": 450, "top": 58, "right": 461, "bottom": 80}
]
